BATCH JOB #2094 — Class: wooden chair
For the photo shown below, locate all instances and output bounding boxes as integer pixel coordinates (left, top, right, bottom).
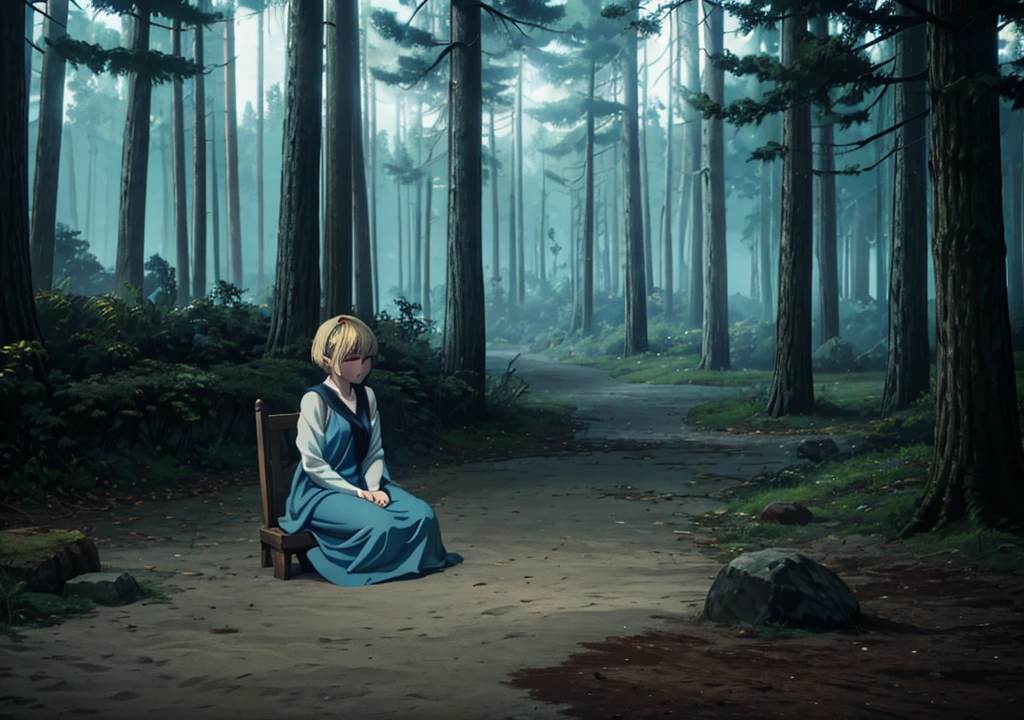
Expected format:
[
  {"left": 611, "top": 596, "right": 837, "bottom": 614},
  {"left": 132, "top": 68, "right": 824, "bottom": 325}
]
[{"left": 255, "top": 399, "right": 317, "bottom": 580}]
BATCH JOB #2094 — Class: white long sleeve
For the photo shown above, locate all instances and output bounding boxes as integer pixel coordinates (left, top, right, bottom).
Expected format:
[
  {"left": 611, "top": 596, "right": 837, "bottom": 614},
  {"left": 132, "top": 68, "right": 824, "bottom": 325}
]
[
  {"left": 295, "top": 391, "right": 362, "bottom": 497},
  {"left": 362, "top": 387, "right": 390, "bottom": 492}
]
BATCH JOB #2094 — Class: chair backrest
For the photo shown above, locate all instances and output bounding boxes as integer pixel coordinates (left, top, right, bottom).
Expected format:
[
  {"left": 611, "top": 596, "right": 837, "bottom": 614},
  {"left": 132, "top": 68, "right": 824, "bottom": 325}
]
[{"left": 254, "top": 399, "right": 301, "bottom": 529}]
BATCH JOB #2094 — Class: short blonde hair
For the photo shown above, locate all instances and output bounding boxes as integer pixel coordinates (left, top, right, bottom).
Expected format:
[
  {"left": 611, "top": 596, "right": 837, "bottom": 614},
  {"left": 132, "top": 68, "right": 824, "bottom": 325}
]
[{"left": 311, "top": 315, "right": 379, "bottom": 375}]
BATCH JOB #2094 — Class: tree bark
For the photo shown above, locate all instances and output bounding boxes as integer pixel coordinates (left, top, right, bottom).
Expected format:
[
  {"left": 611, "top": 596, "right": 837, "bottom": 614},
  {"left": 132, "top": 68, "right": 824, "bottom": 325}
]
[
  {"left": 171, "top": 19, "right": 190, "bottom": 305},
  {"left": 443, "top": 0, "right": 487, "bottom": 410},
  {"left": 811, "top": 16, "right": 839, "bottom": 345},
  {"left": 114, "top": 12, "right": 153, "bottom": 300},
  {"left": 662, "top": 11, "right": 674, "bottom": 321},
  {"left": 370, "top": 76, "right": 379, "bottom": 311},
  {"left": 66, "top": 125, "right": 80, "bottom": 235},
  {"left": 881, "top": 9, "right": 929, "bottom": 415},
  {"left": 224, "top": 8, "right": 243, "bottom": 287},
  {"left": 413, "top": 101, "right": 423, "bottom": 305},
  {"left": 192, "top": 3, "right": 208, "bottom": 299},
  {"left": 698, "top": 1, "right": 729, "bottom": 370},
  {"left": 423, "top": 152, "right": 433, "bottom": 319},
  {"left": 256, "top": 5, "right": 265, "bottom": 294},
  {"left": 210, "top": 78, "right": 222, "bottom": 284},
  {"left": 1008, "top": 108, "right": 1023, "bottom": 315},
  {"left": 539, "top": 153, "right": 547, "bottom": 288},
  {"left": 583, "top": 59, "right": 596, "bottom": 336},
  {"left": 324, "top": 0, "right": 353, "bottom": 317},
  {"left": 766, "top": 12, "right": 814, "bottom": 416},
  {"left": 684, "top": 0, "right": 703, "bottom": 330},
  {"left": 1, "top": 0, "right": 46, "bottom": 356},
  {"left": 516, "top": 50, "right": 525, "bottom": 305},
  {"left": 29, "top": 0, "right": 69, "bottom": 292},
  {"left": 489, "top": 106, "right": 500, "bottom": 283},
  {"left": 640, "top": 38, "right": 654, "bottom": 296},
  {"left": 758, "top": 158, "right": 773, "bottom": 320},
  {"left": 622, "top": 8, "right": 648, "bottom": 356},
  {"left": 265, "top": 0, "right": 322, "bottom": 354},
  {"left": 345, "top": 0, "right": 373, "bottom": 321},
  {"left": 901, "top": 0, "right": 1024, "bottom": 533}
]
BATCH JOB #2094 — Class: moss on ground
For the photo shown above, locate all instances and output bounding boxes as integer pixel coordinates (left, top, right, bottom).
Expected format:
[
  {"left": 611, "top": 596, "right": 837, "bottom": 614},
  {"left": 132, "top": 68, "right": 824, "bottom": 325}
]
[{"left": 0, "top": 528, "right": 89, "bottom": 568}]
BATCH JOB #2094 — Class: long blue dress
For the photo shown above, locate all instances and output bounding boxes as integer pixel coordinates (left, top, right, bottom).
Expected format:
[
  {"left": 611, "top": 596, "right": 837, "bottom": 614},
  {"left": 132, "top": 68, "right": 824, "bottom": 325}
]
[{"left": 278, "top": 383, "right": 462, "bottom": 586}]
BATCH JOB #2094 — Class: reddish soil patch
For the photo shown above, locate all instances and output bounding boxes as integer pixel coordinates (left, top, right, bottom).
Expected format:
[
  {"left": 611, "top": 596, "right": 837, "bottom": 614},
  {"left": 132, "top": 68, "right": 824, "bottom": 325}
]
[{"left": 510, "top": 558, "right": 1024, "bottom": 719}]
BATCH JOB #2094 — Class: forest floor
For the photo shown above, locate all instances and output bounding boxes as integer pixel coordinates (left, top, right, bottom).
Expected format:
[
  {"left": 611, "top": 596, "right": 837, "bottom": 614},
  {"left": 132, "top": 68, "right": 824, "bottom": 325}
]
[{"left": 1, "top": 349, "right": 1022, "bottom": 719}]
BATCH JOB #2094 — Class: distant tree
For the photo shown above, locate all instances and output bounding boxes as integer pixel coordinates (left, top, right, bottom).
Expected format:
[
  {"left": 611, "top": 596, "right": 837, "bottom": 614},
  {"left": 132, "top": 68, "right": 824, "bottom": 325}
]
[
  {"left": 697, "top": 0, "right": 729, "bottom": 371},
  {"left": 265, "top": 0, "right": 323, "bottom": 354},
  {"left": 618, "top": 4, "right": 648, "bottom": 356},
  {"left": 29, "top": 0, "right": 70, "bottom": 292},
  {"left": 682, "top": 0, "right": 703, "bottom": 331},
  {"left": 170, "top": 19, "right": 190, "bottom": 305},
  {"left": 811, "top": 15, "right": 839, "bottom": 346},
  {"left": 1, "top": 0, "right": 47, "bottom": 377},
  {"left": 50, "top": 1, "right": 214, "bottom": 301},
  {"left": 881, "top": 5, "right": 929, "bottom": 415},
  {"left": 223, "top": 1, "right": 243, "bottom": 287}
]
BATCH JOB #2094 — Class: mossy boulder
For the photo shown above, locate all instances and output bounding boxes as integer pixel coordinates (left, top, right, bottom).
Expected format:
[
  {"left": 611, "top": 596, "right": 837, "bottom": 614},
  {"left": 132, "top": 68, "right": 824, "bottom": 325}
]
[{"left": 0, "top": 527, "right": 100, "bottom": 593}]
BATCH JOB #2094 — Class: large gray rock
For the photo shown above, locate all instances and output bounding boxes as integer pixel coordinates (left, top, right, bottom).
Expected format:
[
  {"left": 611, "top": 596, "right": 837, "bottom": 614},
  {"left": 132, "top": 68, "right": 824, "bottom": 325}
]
[
  {"left": 704, "top": 549, "right": 860, "bottom": 629},
  {"left": 64, "top": 571, "right": 142, "bottom": 606}
]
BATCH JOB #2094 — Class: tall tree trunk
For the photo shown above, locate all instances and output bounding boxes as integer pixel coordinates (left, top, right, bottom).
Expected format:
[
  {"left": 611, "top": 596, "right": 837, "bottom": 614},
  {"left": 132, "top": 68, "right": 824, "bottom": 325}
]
[
  {"left": 662, "top": 11, "right": 675, "bottom": 320},
  {"left": 1, "top": 0, "right": 46, "bottom": 359},
  {"left": 192, "top": 3, "right": 208, "bottom": 299},
  {"left": 881, "top": 9, "right": 930, "bottom": 415},
  {"left": 640, "top": 38, "right": 654, "bottom": 295},
  {"left": 1007, "top": 107, "right": 1024, "bottom": 315},
  {"left": 622, "top": 8, "right": 648, "bottom": 356},
  {"left": 345, "top": 0, "right": 373, "bottom": 320},
  {"left": 758, "top": 159, "right": 773, "bottom": 320},
  {"left": 171, "top": 18, "right": 190, "bottom": 304},
  {"left": 766, "top": 12, "right": 814, "bottom": 416},
  {"left": 443, "top": 0, "right": 486, "bottom": 410},
  {"left": 698, "top": 1, "right": 729, "bottom": 370},
  {"left": 256, "top": 4, "right": 265, "bottom": 294},
  {"left": 210, "top": 80, "right": 222, "bottom": 284},
  {"left": 114, "top": 12, "right": 153, "bottom": 300},
  {"left": 370, "top": 76, "right": 379, "bottom": 311},
  {"left": 29, "top": 0, "right": 69, "bottom": 292},
  {"left": 224, "top": 7, "right": 243, "bottom": 287},
  {"left": 902, "top": 0, "right": 1024, "bottom": 533},
  {"left": 507, "top": 111, "right": 518, "bottom": 310},
  {"left": 611, "top": 118, "right": 621, "bottom": 297},
  {"left": 874, "top": 62, "right": 890, "bottom": 305},
  {"left": 489, "top": 106, "right": 500, "bottom": 283},
  {"left": 853, "top": 196, "right": 871, "bottom": 301},
  {"left": 516, "top": 50, "right": 526, "bottom": 305},
  {"left": 684, "top": 0, "right": 703, "bottom": 329},
  {"left": 160, "top": 125, "right": 170, "bottom": 261},
  {"left": 266, "top": 0, "right": 322, "bottom": 354},
  {"left": 811, "top": 16, "right": 838, "bottom": 344},
  {"left": 583, "top": 60, "right": 596, "bottom": 336},
  {"left": 539, "top": 154, "right": 547, "bottom": 290},
  {"left": 423, "top": 154, "right": 433, "bottom": 319},
  {"left": 67, "top": 126, "right": 80, "bottom": 233},
  {"left": 85, "top": 140, "right": 95, "bottom": 251},
  {"left": 675, "top": 8, "right": 688, "bottom": 303},
  {"left": 414, "top": 101, "right": 423, "bottom": 305},
  {"left": 396, "top": 99, "right": 404, "bottom": 295},
  {"left": 324, "top": 0, "right": 353, "bottom": 317}
]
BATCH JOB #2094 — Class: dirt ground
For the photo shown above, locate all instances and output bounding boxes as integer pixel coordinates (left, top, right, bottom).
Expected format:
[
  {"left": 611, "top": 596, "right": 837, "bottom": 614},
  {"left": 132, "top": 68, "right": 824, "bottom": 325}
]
[{"left": 511, "top": 552, "right": 1024, "bottom": 719}]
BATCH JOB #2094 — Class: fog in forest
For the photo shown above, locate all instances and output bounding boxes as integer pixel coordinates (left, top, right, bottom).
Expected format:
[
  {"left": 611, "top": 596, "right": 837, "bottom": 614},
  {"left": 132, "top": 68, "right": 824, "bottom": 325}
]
[{"left": 27, "top": 0, "right": 988, "bottom": 345}]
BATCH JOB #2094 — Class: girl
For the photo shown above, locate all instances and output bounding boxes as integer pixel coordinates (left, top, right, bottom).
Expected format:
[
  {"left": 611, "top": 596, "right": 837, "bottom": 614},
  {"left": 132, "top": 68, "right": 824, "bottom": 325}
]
[{"left": 278, "top": 314, "right": 462, "bottom": 586}]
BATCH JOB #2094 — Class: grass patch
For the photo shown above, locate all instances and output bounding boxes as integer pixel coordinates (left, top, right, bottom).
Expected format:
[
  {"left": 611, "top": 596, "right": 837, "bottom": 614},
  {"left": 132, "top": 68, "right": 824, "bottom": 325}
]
[
  {"left": 703, "top": 444, "right": 932, "bottom": 548},
  {"left": 903, "top": 526, "right": 1024, "bottom": 573},
  {"left": 0, "top": 528, "right": 89, "bottom": 568},
  {"left": 0, "top": 576, "right": 96, "bottom": 632}
]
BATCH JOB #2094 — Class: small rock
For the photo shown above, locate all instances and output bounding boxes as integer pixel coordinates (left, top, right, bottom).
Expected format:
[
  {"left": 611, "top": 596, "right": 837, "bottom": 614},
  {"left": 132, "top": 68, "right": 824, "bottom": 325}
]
[
  {"left": 64, "top": 571, "right": 142, "bottom": 606},
  {"left": 704, "top": 549, "right": 860, "bottom": 630},
  {"left": 759, "top": 500, "right": 813, "bottom": 525},
  {"left": 796, "top": 438, "right": 840, "bottom": 463}
]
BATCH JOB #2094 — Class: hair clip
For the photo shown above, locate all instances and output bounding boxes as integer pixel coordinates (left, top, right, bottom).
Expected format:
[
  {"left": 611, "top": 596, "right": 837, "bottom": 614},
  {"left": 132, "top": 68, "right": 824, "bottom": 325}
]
[{"left": 338, "top": 317, "right": 347, "bottom": 324}]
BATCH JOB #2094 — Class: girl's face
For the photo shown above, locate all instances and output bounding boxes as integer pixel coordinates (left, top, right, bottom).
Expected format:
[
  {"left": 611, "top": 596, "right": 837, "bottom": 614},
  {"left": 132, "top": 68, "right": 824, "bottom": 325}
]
[{"left": 337, "top": 352, "right": 373, "bottom": 385}]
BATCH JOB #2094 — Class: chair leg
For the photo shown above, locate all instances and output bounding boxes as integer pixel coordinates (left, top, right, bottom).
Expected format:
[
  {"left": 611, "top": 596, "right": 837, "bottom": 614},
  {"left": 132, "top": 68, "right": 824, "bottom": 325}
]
[
  {"left": 297, "top": 550, "right": 314, "bottom": 574},
  {"left": 261, "top": 543, "right": 272, "bottom": 568},
  {"left": 270, "top": 548, "right": 292, "bottom": 580}
]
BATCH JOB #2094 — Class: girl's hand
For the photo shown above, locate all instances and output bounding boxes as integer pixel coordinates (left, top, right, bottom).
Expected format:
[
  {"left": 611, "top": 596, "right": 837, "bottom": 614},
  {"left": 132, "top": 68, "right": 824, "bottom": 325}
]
[{"left": 358, "top": 489, "right": 390, "bottom": 507}]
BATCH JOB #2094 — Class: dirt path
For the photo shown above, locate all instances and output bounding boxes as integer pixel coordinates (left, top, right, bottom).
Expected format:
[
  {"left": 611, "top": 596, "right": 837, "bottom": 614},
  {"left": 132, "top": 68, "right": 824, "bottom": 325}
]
[{"left": 1, "top": 351, "right": 812, "bottom": 720}]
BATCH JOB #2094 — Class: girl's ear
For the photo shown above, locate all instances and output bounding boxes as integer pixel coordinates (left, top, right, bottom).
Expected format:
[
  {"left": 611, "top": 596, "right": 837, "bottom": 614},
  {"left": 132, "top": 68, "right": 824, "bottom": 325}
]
[{"left": 321, "top": 357, "right": 331, "bottom": 369}]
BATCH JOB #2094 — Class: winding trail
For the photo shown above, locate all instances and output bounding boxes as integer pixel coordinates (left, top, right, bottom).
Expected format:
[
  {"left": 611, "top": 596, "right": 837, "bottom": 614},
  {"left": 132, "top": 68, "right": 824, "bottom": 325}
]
[{"left": 2, "top": 351, "right": 811, "bottom": 720}]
